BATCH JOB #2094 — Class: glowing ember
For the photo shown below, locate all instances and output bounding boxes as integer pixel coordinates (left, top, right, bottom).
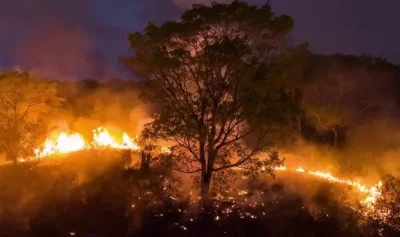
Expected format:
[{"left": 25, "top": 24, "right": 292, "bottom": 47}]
[
  {"left": 275, "top": 166, "right": 287, "bottom": 171},
  {"left": 161, "top": 146, "right": 172, "bottom": 154},
  {"left": 296, "top": 167, "right": 305, "bottom": 173}
]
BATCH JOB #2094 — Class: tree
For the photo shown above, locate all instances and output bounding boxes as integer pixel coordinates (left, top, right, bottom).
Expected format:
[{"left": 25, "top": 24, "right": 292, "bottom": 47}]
[
  {"left": 123, "top": 126, "right": 172, "bottom": 172},
  {"left": 0, "top": 71, "right": 63, "bottom": 163},
  {"left": 302, "top": 66, "right": 385, "bottom": 147},
  {"left": 264, "top": 44, "right": 311, "bottom": 147},
  {"left": 367, "top": 175, "right": 400, "bottom": 232},
  {"left": 132, "top": 138, "right": 162, "bottom": 173},
  {"left": 123, "top": 1, "right": 298, "bottom": 198}
]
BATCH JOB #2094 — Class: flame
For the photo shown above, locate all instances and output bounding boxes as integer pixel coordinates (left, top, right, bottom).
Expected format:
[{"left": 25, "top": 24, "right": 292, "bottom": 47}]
[
  {"left": 33, "top": 126, "right": 139, "bottom": 159},
  {"left": 92, "top": 126, "right": 120, "bottom": 148},
  {"left": 92, "top": 127, "right": 140, "bottom": 150},
  {"left": 30, "top": 130, "right": 384, "bottom": 213},
  {"left": 275, "top": 166, "right": 287, "bottom": 171},
  {"left": 274, "top": 166, "right": 382, "bottom": 209},
  {"left": 161, "top": 146, "right": 172, "bottom": 154},
  {"left": 34, "top": 132, "right": 85, "bottom": 158},
  {"left": 122, "top": 133, "right": 140, "bottom": 150}
]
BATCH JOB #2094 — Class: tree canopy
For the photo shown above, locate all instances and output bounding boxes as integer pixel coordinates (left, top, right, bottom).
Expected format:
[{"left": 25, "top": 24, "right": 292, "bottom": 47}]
[
  {"left": 0, "top": 71, "right": 63, "bottom": 162},
  {"left": 123, "top": 1, "right": 303, "bottom": 198}
]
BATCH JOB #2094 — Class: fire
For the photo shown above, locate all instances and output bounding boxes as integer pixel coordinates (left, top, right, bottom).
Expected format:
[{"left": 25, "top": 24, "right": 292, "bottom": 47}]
[
  {"left": 274, "top": 166, "right": 382, "bottom": 209},
  {"left": 31, "top": 129, "right": 383, "bottom": 214},
  {"left": 92, "top": 127, "right": 140, "bottom": 150},
  {"left": 34, "top": 132, "right": 85, "bottom": 158},
  {"left": 33, "top": 126, "right": 139, "bottom": 159},
  {"left": 93, "top": 127, "right": 119, "bottom": 148},
  {"left": 122, "top": 133, "right": 140, "bottom": 150},
  {"left": 161, "top": 146, "right": 172, "bottom": 154}
]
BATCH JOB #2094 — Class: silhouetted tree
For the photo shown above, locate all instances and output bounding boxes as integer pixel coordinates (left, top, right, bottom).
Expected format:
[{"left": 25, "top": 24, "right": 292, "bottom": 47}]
[
  {"left": 123, "top": 1, "right": 300, "bottom": 198},
  {"left": 302, "top": 69, "right": 385, "bottom": 147}
]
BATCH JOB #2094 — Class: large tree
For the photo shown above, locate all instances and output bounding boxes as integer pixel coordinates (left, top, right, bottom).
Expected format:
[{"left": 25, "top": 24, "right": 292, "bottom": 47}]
[
  {"left": 0, "top": 71, "right": 63, "bottom": 163},
  {"left": 123, "top": 1, "right": 299, "bottom": 198}
]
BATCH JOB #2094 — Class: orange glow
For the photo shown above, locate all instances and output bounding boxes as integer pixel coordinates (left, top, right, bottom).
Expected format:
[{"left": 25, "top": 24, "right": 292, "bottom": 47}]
[
  {"left": 34, "top": 132, "right": 85, "bottom": 158},
  {"left": 30, "top": 130, "right": 383, "bottom": 214},
  {"left": 161, "top": 146, "right": 172, "bottom": 154},
  {"left": 92, "top": 126, "right": 120, "bottom": 148},
  {"left": 274, "top": 166, "right": 382, "bottom": 209},
  {"left": 33, "top": 126, "right": 140, "bottom": 159},
  {"left": 122, "top": 133, "right": 140, "bottom": 150}
]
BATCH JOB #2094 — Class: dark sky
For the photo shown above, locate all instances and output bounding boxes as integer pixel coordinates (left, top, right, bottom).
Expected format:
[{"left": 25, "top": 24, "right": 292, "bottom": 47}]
[{"left": 0, "top": 0, "right": 399, "bottom": 80}]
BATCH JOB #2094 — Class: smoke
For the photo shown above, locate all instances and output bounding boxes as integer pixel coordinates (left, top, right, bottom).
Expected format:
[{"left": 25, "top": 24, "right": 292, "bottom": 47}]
[
  {"left": 0, "top": 0, "right": 194, "bottom": 80},
  {"left": 42, "top": 80, "right": 154, "bottom": 138},
  {"left": 0, "top": 0, "right": 128, "bottom": 80},
  {"left": 347, "top": 116, "right": 400, "bottom": 176},
  {"left": 276, "top": 58, "right": 400, "bottom": 188}
]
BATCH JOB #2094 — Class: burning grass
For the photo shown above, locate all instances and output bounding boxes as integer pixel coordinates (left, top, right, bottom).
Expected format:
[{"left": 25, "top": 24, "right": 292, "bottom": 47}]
[
  {"left": 0, "top": 156, "right": 396, "bottom": 237},
  {"left": 0, "top": 126, "right": 396, "bottom": 236}
]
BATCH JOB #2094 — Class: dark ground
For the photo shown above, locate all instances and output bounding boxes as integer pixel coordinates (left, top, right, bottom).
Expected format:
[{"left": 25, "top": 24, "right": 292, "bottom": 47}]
[{"left": 0, "top": 154, "right": 398, "bottom": 237}]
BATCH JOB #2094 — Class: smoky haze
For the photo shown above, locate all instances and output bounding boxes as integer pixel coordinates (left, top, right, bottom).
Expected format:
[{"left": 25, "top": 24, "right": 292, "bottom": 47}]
[
  {"left": 277, "top": 57, "right": 400, "bottom": 185},
  {"left": 0, "top": 0, "right": 128, "bottom": 80}
]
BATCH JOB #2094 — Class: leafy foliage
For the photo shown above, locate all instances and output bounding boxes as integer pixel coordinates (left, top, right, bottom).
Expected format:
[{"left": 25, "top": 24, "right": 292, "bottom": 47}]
[
  {"left": 124, "top": 1, "right": 301, "bottom": 197},
  {"left": 0, "top": 71, "right": 63, "bottom": 162}
]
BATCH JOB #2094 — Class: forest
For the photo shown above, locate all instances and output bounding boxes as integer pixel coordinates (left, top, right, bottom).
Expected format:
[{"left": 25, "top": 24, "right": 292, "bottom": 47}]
[{"left": 0, "top": 1, "right": 399, "bottom": 237}]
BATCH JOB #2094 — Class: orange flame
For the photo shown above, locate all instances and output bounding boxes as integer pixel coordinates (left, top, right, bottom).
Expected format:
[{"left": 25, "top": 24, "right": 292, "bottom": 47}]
[
  {"left": 31, "top": 130, "right": 383, "bottom": 213},
  {"left": 34, "top": 132, "right": 85, "bottom": 158},
  {"left": 33, "top": 126, "right": 139, "bottom": 159},
  {"left": 274, "top": 166, "right": 382, "bottom": 209}
]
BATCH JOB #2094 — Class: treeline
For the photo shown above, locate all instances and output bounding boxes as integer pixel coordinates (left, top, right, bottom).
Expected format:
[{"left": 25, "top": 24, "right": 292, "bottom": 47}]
[
  {"left": 292, "top": 53, "right": 400, "bottom": 147},
  {"left": 1, "top": 54, "right": 399, "bottom": 169},
  {"left": 55, "top": 53, "right": 400, "bottom": 149}
]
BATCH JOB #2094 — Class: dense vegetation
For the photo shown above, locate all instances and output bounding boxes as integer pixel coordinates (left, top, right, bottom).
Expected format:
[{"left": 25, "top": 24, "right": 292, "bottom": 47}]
[{"left": 0, "top": 1, "right": 399, "bottom": 236}]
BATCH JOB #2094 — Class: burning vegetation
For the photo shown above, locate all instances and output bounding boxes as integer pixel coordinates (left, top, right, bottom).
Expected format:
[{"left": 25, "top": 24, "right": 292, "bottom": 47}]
[{"left": 0, "top": 1, "right": 399, "bottom": 237}]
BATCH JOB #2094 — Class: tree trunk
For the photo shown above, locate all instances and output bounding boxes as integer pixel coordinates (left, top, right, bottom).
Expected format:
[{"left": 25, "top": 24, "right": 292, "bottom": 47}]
[
  {"left": 140, "top": 151, "right": 150, "bottom": 173},
  {"left": 332, "top": 128, "right": 338, "bottom": 147},
  {"left": 121, "top": 149, "right": 132, "bottom": 169},
  {"left": 200, "top": 169, "right": 212, "bottom": 200},
  {"left": 297, "top": 116, "right": 302, "bottom": 145},
  {"left": 140, "top": 162, "right": 150, "bottom": 173}
]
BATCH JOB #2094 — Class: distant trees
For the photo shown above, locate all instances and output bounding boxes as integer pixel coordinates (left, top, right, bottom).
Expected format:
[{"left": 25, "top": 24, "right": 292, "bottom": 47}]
[
  {"left": 300, "top": 56, "right": 394, "bottom": 147},
  {"left": 302, "top": 72, "right": 357, "bottom": 147},
  {"left": 0, "top": 71, "right": 63, "bottom": 162},
  {"left": 123, "top": 1, "right": 303, "bottom": 198}
]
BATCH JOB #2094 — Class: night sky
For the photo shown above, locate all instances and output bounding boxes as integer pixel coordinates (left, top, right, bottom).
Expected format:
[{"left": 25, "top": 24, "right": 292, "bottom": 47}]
[{"left": 0, "top": 0, "right": 399, "bottom": 80}]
